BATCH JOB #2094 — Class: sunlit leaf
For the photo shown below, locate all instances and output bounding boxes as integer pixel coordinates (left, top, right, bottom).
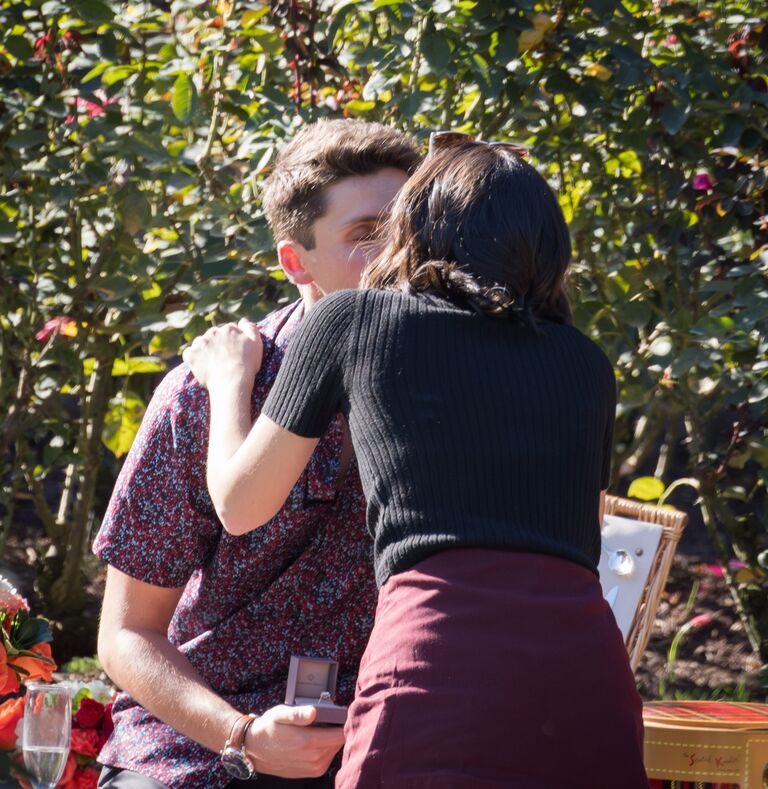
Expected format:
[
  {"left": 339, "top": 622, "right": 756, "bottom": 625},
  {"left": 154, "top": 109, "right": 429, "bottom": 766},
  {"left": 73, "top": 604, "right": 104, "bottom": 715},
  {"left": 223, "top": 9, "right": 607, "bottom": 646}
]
[
  {"left": 102, "top": 392, "right": 146, "bottom": 458},
  {"left": 172, "top": 73, "right": 197, "bottom": 124},
  {"left": 627, "top": 477, "right": 666, "bottom": 502}
]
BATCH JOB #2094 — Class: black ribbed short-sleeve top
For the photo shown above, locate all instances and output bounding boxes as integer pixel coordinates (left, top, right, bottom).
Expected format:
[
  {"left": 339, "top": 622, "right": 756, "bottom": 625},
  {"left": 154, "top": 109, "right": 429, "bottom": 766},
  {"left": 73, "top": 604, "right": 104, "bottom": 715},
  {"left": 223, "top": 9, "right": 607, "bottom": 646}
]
[{"left": 262, "top": 288, "right": 616, "bottom": 588}]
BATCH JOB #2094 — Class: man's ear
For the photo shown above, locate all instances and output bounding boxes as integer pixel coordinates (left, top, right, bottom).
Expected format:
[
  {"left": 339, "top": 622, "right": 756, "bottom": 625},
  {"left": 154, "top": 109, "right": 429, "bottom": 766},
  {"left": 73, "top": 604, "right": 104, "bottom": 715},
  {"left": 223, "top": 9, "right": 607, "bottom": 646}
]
[{"left": 277, "top": 240, "right": 315, "bottom": 286}]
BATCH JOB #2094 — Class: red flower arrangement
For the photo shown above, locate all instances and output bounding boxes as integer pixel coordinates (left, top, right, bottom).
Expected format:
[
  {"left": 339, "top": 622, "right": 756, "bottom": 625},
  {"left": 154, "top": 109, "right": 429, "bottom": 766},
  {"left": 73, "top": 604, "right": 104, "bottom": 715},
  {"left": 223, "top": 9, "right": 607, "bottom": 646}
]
[
  {"left": 58, "top": 689, "right": 114, "bottom": 788},
  {"left": 0, "top": 575, "right": 56, "bottom": 785},
  {"left": 0, "top": 576, "right": 56, "bottom": 745},
  {"left": 9, "top": 681, "right": 114, "bottom": 788},
  {"left": 0, "top": 576, "right": 115, "bottom": 787}
]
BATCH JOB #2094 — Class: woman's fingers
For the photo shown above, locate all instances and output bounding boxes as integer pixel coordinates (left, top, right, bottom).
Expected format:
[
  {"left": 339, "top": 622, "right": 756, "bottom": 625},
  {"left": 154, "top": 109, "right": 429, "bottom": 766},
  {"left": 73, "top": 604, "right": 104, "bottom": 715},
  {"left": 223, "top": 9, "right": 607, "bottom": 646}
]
[
  {"left": 238, "top": 317, "right": 259, "bottom": 339},
  {"left": 183, "top": 320, "right": 263, "bottom": 390}
]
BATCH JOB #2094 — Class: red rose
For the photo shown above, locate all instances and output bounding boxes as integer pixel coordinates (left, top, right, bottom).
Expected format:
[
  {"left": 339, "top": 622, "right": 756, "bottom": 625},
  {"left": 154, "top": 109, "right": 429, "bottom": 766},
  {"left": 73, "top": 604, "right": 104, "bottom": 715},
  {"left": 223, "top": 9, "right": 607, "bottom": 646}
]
[
  {"left": 71, "top": 767, "right": 99, "bottom": 789},
  {"left": 102, "top": 703, "right": 114, "bottom": 737},
  {"left": 54, "top": 752, "right": 77, "bottom": 786},
  {"left": 74, "top": 698, "right": 105, "bottom": 729},
  {"left": 97, "top": 703, "right": 114, "bottom": 749},
  {"left": 69, "top": 727, "right": 100, "bottom": 758}
]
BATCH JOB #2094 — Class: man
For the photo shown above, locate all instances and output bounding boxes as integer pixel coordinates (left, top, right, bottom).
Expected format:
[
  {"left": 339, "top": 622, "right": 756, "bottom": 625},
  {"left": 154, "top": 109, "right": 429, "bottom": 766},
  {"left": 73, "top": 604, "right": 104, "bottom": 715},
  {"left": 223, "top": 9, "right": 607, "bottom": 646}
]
[{"left": 94, "top": 119, "right": 420, "bottom": 789}]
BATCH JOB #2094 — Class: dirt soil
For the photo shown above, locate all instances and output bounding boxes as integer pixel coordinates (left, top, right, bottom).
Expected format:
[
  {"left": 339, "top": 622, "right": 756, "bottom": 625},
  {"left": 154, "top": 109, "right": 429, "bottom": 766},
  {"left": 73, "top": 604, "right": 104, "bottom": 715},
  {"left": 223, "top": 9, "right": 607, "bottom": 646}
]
[
  {"left": 635, "top": 555, "right": 765, "bottom": 701},
  {"left": 1, "top": 535, "right": 765, "bottom": 700}
]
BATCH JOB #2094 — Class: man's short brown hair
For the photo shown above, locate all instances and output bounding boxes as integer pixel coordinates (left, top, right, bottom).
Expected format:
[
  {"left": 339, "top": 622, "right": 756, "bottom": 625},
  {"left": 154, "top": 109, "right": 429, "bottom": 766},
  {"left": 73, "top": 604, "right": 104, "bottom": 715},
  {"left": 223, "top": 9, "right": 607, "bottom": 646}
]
[{"left": 261, "top": 119, "right": 421, "bottom": 249}]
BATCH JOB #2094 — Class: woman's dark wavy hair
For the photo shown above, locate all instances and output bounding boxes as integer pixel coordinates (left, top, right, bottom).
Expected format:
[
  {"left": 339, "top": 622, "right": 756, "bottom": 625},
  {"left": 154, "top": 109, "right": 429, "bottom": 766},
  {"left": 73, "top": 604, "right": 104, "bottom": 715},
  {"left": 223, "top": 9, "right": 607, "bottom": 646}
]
[{"left": 362, "top": 143, "right": 573, "bottom": 327}]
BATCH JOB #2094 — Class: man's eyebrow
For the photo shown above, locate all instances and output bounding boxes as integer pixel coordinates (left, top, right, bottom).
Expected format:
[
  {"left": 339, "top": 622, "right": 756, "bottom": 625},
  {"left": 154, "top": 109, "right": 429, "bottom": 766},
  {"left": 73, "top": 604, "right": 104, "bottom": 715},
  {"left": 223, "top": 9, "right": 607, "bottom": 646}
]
[{"left": 341, "top": 215, "right": 382, "bottom": 230}]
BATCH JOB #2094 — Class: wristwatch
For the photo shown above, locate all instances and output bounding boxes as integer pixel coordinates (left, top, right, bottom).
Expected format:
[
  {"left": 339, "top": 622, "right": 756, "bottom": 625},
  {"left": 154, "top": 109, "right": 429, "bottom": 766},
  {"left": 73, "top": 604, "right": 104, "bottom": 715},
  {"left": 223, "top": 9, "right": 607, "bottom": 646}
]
[{"left": 221, "top": 713, "right": 258, "bottom": 780}]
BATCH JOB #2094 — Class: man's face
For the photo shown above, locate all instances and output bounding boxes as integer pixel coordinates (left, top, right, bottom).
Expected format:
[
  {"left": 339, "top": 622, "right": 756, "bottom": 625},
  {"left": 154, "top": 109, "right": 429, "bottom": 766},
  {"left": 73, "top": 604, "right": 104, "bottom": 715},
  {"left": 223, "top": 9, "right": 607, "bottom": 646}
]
[{"left": 283, "top": 167, "right": 409, "bottom": 296}]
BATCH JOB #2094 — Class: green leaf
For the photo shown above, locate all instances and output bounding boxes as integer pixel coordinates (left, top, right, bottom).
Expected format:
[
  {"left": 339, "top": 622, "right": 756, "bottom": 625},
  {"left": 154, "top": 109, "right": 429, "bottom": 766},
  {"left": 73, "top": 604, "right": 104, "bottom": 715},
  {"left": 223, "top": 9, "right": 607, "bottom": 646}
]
[
  {"left": 648, "top": 336, "right": 673, "bottom": 357},
  {"left": 241, "top": 6, "right": 269, "bottom": 27},
  {"left": 4, "top": 35, "right": 33, "bottom": 60},
  {"left": 616, "top": 300, "right": 651, "bottom": 328},
  {"left": 9, "top": 611, "right": 54, "bottom": 650},
  {"left": 495, "top": 26, "right": 518, "bottom": 64},
  {"left": 118, "top": 187, "right": 151, "bottom": 236},
  {"left": 720, "top": 114, "right": 745, "bottom": 147},
  {"left": 627, "top": 476, "right": 666, "bottom": 502},
  {"left": 659, "top": 102, "right": 690, "bottom": 135},
  {"left": 748, "top": 378, "right": 768, "bottom": 404},
  {"left": 421, "top": 31, "right": 452, "bottom": 74},
  {"left": 102, "top": 392, "right": 146, "bottom": 458},
  {"left": 69, "top": 0, "right": 114, "bottom": 25},
  {"left": 0, "top": 219, "right": 17, "bottom": 243},
  {"left": 172, "top": 73, "right": 197, "bottom": 124},
  {"left": 344, "top": 99, "right": 376, "bottom": 114},
  {"left": 102, "top": 65, "right": 135, "bottom": 86},
  {"left": 81, "top": 60, "right": 111, "bottom": 84},
  {"left": 111, "top": 357, "right": 167, "bottom": 376},
  {"left": 586, "top": 0, "right": 617, "bottom": 13},
  {"left": 327, "top": 2, "right": 359, "bottom": 46},
  {"left": 6, "top": 130, "right": 47, "bottom": 150}
]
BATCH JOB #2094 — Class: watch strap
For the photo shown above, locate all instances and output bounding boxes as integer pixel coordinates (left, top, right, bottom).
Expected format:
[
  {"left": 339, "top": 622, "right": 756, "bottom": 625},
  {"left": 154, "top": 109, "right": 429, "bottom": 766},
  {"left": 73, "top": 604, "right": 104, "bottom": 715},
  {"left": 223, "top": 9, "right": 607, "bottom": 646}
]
[{"left": 226, "top": 713, "right": 256, "bottom": 751}]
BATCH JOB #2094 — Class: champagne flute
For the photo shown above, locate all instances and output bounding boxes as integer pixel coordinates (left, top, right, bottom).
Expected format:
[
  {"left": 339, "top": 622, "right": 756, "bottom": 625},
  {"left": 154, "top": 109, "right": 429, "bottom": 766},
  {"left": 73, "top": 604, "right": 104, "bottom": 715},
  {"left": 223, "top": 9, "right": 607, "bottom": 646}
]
[{"left": 22, "top": 683, "right": 71, "bottom": 789}]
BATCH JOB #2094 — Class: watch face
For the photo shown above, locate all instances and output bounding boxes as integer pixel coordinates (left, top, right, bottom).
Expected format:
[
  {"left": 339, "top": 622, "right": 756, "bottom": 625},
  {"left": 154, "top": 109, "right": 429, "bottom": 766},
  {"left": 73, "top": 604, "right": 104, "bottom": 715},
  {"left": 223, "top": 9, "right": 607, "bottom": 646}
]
[{"left": 221, "top": 746, "right": 254, "bottom": 780}]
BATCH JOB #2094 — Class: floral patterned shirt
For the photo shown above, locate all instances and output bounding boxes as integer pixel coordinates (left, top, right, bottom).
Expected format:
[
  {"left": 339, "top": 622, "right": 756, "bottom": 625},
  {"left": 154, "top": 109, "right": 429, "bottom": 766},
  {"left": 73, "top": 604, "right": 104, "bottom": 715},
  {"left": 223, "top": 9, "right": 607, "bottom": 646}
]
[{"left": 92, "top": 300, "right": 376, "bottom": 789}]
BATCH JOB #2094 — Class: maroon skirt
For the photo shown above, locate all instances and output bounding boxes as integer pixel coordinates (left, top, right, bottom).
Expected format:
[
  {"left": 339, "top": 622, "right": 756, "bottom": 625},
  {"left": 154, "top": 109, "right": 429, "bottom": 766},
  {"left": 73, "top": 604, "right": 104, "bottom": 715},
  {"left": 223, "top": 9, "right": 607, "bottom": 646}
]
[{"left": 336, "top": 549, "right": 647, "bottom": 789}]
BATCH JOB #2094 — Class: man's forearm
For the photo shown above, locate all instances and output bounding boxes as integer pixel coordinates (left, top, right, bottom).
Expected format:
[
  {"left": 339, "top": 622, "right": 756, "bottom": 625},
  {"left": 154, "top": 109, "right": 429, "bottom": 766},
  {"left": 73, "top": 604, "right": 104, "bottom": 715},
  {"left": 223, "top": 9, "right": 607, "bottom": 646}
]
[
  {"left": 101, "top": 625, "right": 347, "bottom": 779},
  {"left": 102, "top": 626, "right": 239, "bottom": 755}
]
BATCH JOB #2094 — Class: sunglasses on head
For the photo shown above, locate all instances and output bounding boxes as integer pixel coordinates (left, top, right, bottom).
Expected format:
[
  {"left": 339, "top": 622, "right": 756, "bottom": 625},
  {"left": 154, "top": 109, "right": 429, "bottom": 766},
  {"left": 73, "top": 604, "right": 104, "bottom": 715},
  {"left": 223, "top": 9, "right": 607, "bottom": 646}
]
[{"left": 428, "top": 130, "right": 530, "bottom": 158}]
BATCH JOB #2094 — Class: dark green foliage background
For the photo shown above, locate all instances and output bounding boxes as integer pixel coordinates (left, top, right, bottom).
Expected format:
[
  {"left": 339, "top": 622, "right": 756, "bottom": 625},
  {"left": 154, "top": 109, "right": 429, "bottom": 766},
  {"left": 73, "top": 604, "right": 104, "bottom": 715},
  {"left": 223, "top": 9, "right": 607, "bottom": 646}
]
[{"left": 1, "top": 0, "right": 767, "bottom": 668}]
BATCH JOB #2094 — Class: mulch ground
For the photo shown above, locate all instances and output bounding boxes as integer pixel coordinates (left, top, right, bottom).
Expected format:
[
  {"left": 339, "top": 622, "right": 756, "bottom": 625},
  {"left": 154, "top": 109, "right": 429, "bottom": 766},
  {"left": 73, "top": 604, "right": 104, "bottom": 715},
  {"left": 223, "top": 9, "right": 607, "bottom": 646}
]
[{"left": 635, "top": 555, "right": 765, "bottom": 701}]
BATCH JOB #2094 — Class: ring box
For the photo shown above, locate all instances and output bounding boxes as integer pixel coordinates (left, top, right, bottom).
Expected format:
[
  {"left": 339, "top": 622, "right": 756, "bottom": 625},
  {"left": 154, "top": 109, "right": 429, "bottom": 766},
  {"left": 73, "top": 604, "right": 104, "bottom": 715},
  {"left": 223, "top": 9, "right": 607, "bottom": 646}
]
[{"left": 285, "top": 655, "right": 347, "bottom": 726}]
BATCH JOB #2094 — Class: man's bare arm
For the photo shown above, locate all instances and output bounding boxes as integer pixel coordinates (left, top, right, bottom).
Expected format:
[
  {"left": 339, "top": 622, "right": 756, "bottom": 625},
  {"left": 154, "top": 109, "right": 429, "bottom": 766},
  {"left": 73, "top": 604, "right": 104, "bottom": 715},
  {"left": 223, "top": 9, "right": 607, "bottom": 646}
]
[{"left": 98, "top": 566, "right": 344, "bottom": 778}]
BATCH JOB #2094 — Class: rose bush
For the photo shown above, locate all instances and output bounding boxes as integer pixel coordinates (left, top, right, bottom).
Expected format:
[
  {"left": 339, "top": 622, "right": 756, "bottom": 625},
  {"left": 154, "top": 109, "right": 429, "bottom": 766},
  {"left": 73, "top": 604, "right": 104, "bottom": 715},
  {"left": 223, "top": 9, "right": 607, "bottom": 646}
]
[{"left": 0, "top": 1, "right": 766, "bottom": 666}]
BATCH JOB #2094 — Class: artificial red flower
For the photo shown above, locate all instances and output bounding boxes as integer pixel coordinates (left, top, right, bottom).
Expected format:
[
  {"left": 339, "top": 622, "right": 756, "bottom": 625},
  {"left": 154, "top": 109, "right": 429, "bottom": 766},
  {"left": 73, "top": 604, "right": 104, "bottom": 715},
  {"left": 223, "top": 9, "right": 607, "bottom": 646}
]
[
  {"left": 70, "top": 727, "right": 100, "bottom": 758},
  {"left": 74, "top": 697, "right": 105, "bottom": 729},
  {"left": 8, "top": 642, "right": 56, "bottom": 684},
  {"left": 35, "top": 316, "right": 78, "bottom": 342},
  {"left": 0, "top": 696, "right": 25, "bottom": 750}
]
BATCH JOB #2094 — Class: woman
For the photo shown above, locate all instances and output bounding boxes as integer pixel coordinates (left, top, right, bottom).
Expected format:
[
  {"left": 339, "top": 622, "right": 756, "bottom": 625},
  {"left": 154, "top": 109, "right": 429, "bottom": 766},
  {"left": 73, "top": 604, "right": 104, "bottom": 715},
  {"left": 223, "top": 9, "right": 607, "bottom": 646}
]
[{"left": 184, "top": 136, "right": 647, "bottom": 788}]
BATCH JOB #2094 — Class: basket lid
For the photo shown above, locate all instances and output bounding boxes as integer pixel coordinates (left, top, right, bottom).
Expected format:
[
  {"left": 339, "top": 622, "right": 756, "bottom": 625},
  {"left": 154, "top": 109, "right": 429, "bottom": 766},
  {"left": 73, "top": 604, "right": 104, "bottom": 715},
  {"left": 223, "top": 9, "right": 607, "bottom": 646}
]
[{"left": 643, "top": 701, "right": 768, "bottom": 730}]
